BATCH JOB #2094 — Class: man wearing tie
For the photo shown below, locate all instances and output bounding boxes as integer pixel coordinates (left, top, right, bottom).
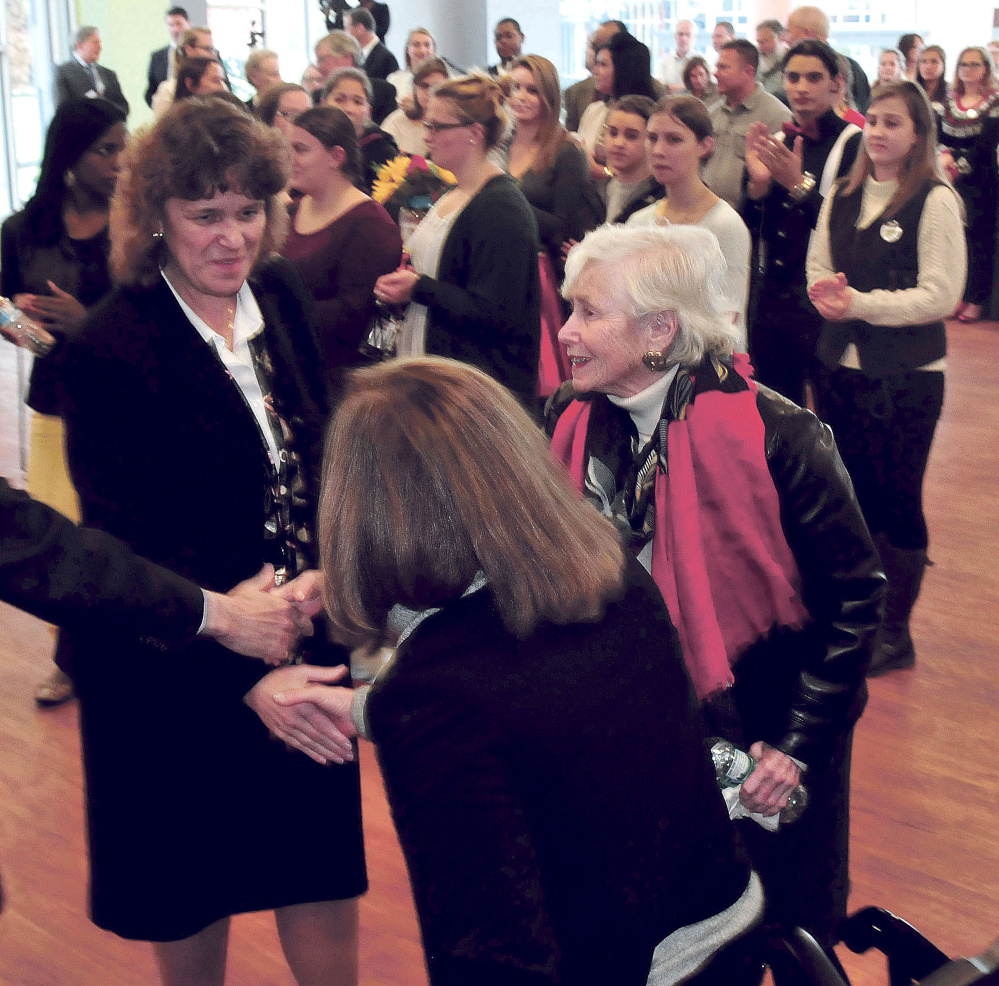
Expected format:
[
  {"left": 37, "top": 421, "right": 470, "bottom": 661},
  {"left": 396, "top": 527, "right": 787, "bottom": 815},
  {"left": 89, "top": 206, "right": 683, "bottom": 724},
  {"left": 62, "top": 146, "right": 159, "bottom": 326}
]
[{"left": 55, "top": 26, "right": 129, "bottom": 117}]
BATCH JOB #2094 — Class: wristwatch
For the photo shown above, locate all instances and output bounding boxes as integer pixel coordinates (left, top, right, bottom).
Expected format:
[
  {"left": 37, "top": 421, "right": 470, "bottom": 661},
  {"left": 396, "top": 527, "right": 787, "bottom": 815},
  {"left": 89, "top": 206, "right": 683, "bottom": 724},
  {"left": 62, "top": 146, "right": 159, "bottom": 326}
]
[{"left": 789, "top": 171, "right": 816, "bottom": 202}]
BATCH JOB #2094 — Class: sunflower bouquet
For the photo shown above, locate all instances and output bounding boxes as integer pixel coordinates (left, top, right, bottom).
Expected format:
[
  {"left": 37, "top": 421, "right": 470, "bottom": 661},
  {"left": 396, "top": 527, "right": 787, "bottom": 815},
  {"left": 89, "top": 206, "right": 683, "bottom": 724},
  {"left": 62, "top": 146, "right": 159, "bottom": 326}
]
[{"left": 371, "top": 154, "right": 456, "bottom": 223}]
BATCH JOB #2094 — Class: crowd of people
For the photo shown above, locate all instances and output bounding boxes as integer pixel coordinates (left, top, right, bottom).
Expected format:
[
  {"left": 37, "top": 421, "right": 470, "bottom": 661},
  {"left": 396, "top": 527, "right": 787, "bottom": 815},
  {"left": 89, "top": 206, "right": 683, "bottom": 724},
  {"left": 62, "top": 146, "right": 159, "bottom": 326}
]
[{"left": 0, "top": 3, "right": 992, "bottom": 985}]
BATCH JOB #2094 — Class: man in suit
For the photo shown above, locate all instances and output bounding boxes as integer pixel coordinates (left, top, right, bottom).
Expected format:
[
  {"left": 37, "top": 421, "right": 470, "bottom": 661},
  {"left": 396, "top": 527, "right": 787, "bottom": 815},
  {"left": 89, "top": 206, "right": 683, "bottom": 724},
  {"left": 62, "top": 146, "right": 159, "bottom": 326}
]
[
  {"left": 145, "top": 6, "right": 189, "bottom": 107},
  {"left": 344, "top": 6, "right": 398, "bottom": 80},
  {"left": 488, "top": 18, "right": 524, "bottom": 76},
  {"left": 0, "top": 478, "right": 313, "bottom": 661},
  {"left": 244, "top": 48, "right": 281, "bottom": 114},
  {"left": 54, "top": 26, "right": 129, "bottom": 117}
]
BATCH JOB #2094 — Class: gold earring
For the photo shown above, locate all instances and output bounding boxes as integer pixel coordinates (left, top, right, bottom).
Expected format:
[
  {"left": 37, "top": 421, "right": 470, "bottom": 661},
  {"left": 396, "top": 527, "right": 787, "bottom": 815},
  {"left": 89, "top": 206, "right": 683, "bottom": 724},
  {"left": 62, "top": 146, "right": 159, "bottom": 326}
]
[{"left": 642, "top": 351, "right": 670, "bottom": 371}]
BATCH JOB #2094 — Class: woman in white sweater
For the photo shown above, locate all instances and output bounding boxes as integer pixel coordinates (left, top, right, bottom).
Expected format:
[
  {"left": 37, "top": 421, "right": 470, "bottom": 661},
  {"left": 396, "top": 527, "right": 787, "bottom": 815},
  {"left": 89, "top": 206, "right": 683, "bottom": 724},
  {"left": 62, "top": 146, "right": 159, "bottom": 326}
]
[
  {"left": 807, "top": 80, "right": 965, "bottom": 677},
  {"left": 628, "top": 96, "right": 750, "bottom": 351}
]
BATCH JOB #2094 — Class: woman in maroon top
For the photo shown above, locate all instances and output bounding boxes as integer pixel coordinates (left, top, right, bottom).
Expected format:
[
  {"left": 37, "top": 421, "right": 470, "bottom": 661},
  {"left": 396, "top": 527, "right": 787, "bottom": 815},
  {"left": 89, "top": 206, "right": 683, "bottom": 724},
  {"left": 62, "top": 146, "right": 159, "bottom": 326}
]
[{"left": 281, "top": 106, "right": 402, "bottom": 390}]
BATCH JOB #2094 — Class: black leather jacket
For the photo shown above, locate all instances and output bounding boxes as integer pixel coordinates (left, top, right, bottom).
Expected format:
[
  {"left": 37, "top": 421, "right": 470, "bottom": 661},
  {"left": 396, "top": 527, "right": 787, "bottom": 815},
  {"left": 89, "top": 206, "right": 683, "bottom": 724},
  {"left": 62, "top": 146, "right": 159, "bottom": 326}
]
[
  {"left": 546, "top": 379, "right": 885, "bottom": 771},
  {"left": 742, "top": 384, "right": 883, "bottom": 769}
]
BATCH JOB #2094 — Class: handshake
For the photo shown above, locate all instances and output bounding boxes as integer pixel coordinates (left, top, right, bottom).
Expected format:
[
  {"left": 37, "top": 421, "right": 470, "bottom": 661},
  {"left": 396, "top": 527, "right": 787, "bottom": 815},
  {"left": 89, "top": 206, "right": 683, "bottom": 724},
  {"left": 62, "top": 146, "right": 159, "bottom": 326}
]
[
  {"left": 208, "top": 567, "right": 361, "bottom": 767},
  {"left": 203, "top": 565, "right": 326, "bottom": 665}
]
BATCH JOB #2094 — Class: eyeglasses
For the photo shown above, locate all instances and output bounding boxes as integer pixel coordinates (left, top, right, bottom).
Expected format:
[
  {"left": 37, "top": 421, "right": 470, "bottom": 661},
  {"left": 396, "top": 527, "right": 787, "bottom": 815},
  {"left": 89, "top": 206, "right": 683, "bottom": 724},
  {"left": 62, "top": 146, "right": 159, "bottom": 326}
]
[
  {"left": 958, "top": 61, "right": 986, "bottom": 69},
  {"left": 423, "top": 120, "right": 471, "bottom": 133}
]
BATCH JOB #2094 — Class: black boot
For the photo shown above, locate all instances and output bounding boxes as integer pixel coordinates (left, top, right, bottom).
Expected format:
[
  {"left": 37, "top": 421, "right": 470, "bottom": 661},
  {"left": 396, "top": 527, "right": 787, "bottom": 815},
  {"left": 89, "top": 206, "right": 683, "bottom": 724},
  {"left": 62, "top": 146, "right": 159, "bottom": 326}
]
[{"left": 867, "top": 538, "right": 926, "bottom": 677}]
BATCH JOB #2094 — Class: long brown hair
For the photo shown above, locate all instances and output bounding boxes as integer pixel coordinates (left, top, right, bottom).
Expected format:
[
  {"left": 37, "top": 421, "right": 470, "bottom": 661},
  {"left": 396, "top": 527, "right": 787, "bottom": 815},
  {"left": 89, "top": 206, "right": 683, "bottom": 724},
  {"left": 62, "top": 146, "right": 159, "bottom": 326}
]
[
  {"left": 953, "top": 45, "right": 998, "bottom": 98},
  {"left": 318, "top": 357, "right": 625, "bottom": 646},
  {"left": 917, "top": 45, "right": 947, "bottom": 105},
  {"left": 839, "top": 80, "right": 952, "bottom": 219},
  {"left": 511, "top": 55, "right": 570, "bottom": 173}
]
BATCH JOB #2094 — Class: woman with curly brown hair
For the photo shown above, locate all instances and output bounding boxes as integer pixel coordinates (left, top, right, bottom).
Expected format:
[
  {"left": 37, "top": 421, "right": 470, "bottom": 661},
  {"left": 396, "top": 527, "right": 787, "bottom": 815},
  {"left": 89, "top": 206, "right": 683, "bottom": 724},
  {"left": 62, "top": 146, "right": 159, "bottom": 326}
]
[{"left": 51, "top": 97, "right": 365, "bottom": 986}]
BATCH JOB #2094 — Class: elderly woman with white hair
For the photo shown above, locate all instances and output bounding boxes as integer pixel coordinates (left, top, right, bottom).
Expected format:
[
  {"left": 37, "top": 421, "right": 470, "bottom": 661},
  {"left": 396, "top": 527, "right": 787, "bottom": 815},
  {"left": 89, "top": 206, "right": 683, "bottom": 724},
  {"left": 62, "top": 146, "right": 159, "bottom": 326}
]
[{"left": 546, "top": 223, "right": 885, "bottom": 955}]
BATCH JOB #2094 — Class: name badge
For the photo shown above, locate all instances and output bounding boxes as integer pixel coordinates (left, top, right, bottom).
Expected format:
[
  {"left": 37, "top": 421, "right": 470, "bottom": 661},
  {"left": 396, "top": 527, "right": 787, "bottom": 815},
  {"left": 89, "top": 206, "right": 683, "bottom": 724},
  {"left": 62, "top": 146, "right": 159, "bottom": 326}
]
[{"left": 880, "top": 220, "right": 903, "bottom": 243}]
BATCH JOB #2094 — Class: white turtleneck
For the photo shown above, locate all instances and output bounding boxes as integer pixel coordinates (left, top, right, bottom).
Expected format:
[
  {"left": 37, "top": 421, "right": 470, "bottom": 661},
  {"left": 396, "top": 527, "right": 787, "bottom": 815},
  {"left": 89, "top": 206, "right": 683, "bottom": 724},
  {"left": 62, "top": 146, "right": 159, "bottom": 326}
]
[{"left": 608, "top": 365, "right": 680, "bottom": 447}]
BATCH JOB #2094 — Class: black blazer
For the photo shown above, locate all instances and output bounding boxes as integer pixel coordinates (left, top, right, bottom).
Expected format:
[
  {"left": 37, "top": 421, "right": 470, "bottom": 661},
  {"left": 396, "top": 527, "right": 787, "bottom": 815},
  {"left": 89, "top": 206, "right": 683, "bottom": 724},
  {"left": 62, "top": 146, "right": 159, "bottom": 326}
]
[
  {"left": 54, "top": 257, "right": 330, "bottom": 690},
  {"left": 0, "top": 479, "right": 203, "bottom": 639},
  {"left": 145, "top": 45, "right": 170, "bottom": 106},
  {"left": 361, "top": 40, "right": 398, "bottom": 81},
  {"left": 410, "top": 174, "right": 541, "bottom": 407},
  {"left": 54, "top": 59, "right": 129, "bottom": 116}
]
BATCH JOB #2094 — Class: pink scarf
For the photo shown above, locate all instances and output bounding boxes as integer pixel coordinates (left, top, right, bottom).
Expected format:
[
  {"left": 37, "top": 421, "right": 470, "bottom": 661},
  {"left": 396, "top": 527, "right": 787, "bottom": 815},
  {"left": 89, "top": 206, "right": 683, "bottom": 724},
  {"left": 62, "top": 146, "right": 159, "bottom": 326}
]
[{"left": 550, "top": 356, "right": 808, "bottom": 700}]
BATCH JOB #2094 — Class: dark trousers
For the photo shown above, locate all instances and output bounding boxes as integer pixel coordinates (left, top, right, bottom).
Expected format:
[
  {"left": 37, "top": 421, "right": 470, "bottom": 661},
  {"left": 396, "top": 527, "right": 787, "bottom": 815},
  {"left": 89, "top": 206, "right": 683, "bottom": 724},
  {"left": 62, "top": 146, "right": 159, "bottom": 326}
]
[
  {"left": 748, "top": 291, "right": 824, "bottom": 411},
  {"left": 821, "top": 368, "right": 944, "bottom": 550}
]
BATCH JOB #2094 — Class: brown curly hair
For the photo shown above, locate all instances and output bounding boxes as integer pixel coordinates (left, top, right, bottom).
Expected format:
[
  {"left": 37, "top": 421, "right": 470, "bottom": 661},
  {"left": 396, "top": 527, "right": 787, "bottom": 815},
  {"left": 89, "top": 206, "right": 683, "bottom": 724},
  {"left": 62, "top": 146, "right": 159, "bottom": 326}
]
[{"left": 110, "top": 97, "right": 290, "bottom": 286}]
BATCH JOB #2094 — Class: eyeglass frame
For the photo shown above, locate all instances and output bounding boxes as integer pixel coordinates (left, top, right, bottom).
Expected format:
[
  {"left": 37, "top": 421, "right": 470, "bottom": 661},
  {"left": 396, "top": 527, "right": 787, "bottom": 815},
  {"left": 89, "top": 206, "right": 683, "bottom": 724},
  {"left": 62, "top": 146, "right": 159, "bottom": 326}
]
[{"left": 422, "top": 119, "right": 474, "bottom": 133}]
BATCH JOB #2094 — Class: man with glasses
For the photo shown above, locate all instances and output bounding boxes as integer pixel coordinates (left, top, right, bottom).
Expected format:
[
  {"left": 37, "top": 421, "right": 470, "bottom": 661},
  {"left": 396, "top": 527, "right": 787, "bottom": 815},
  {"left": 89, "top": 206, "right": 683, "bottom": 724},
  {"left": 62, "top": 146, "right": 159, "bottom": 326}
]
[{"left": 741, "top": 39, "right": 861, "bottom": 413}]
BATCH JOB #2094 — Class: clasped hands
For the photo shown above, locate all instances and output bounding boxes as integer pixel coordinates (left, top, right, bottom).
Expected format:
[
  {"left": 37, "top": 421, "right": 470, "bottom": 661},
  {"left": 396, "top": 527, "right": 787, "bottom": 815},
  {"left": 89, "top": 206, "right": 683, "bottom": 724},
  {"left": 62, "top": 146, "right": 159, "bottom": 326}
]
[
  {"left": 808, "top": 271, "right": 853, "bottom": 321},
  {"left": 745, "top": 122, "right": 805, "bottom": 198},
  {"left": 374, "top": 261, "right": 419, "bottom": 306}
]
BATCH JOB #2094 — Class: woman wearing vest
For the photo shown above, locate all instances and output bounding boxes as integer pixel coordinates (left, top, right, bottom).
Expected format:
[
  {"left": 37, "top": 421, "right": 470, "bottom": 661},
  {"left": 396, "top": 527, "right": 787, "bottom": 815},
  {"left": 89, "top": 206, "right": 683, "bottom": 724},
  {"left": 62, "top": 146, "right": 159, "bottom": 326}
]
[{"left": 807, "top": 81, "right": 966, "bottom": 677}]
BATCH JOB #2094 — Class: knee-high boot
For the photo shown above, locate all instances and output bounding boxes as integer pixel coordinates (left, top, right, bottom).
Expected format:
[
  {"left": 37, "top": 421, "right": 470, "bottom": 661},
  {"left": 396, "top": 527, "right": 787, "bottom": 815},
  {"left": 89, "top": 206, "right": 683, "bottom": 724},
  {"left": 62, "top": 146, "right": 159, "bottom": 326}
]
[{"left": 867, "top": 537, "right": 927, "bottom": 677}]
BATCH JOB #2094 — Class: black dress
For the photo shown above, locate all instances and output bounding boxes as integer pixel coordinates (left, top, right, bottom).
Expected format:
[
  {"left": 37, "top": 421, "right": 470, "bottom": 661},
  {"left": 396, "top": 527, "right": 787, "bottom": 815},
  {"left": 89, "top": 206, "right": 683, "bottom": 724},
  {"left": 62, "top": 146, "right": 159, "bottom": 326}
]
[
  {"left": 55, "top": 260, "right": 366, "bottom": 942},
  {"left": 937, "top": 90, "right": 999, "bottom": 307}
]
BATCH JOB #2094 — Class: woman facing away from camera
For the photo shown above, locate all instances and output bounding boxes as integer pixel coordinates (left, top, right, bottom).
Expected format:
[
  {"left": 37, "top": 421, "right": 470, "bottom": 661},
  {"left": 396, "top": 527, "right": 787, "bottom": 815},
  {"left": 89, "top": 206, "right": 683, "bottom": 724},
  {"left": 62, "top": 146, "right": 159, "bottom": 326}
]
[
  {"left": 51, "top": 97, "right": 365, "bottom": 986},
  {"left": 264, "top": 355, "right": 765, "bottom": 986}
]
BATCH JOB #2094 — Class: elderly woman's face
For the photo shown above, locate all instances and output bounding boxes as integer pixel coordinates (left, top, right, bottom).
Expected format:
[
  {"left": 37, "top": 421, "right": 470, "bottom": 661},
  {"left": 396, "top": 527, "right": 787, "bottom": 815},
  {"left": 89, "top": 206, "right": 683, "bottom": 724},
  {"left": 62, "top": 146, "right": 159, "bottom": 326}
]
[
  {"left": 558, "top": 263, "right": 661, "bottom": 399},
  {"left": 162, "top": 189, "right": 266, "bottom": 303}
]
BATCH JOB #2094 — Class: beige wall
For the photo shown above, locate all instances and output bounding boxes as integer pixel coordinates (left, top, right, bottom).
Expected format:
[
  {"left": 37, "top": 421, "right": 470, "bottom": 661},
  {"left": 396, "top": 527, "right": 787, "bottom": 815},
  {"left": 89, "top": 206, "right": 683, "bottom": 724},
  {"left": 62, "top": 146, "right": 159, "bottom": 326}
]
[{"left": 75, "top": 0, "right": 168, "bottom": 126}]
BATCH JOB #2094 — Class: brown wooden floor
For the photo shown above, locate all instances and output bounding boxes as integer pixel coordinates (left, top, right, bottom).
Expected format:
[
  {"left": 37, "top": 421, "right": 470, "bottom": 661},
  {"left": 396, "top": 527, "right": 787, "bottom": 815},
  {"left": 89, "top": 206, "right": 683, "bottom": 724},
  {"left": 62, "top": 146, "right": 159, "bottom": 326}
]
[{"left": 1, "top": 321, "right": 998, "bottom": 985}]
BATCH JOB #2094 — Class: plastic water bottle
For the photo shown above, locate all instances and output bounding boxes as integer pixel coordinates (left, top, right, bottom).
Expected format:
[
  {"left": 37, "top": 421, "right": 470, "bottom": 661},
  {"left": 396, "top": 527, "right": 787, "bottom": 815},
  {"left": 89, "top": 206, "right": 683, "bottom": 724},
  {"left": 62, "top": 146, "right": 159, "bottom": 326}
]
[
  {"left": 0, "top": 297, "right": 56, "bottom": 357},
  {"left": 709, "top": 737, "right": 808, "bottom": 824}
]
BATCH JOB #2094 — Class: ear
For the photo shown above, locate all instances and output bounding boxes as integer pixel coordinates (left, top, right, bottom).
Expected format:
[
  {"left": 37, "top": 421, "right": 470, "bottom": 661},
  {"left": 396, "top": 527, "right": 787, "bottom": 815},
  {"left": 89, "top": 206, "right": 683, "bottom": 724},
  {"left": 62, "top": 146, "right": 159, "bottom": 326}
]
[
  {"left": 469, "top": 121, "right": 486, "bottom": 145},
  {"left": 329, "top": 144, "right": 347, "bottom": 169},
  {"left": 648, "top": 310, "right": 679, "bottom": 352},
  {"left": 699, "top": 135, "right": 715, "bottom": 160}
]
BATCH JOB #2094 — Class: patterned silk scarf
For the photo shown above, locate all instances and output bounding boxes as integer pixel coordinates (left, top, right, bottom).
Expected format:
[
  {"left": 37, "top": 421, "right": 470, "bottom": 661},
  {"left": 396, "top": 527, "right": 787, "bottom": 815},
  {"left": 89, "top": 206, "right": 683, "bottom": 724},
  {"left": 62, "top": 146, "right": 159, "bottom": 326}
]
[{"left": 551, "top": 353, "right": 808, "bottom": 700}]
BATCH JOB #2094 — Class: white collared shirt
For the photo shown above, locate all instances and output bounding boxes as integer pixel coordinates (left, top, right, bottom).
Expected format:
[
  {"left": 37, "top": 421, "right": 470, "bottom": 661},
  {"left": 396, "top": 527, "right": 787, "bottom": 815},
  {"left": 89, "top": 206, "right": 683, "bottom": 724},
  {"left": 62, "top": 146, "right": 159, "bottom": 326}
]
[
  {"left": 360, "top": 36, "right": 378, "bottom": 64},
  {"left": 161, "top": 271, "right": 281, "bottom": 468},
  {"left": 73, "top": 52, "right": 104, "bottom": 94}
]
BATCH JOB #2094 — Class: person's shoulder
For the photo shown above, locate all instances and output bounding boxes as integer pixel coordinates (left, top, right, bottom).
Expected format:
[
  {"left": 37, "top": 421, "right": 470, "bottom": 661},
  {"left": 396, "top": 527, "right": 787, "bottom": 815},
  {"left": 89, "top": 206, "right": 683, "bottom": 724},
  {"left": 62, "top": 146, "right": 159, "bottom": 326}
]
[
  {"left": 753, "top": 382, "right": 830, "bottom": 458},
  {"left": 753, "top": 85, "right": 793, "bottom": 120}
]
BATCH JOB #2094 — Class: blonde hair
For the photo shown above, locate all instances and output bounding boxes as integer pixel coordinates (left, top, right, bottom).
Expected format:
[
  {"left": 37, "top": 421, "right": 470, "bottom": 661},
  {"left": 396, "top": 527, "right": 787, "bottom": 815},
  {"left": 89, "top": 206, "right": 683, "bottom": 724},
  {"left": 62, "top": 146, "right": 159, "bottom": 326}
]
[
  {"left": 433, "top": 73, "right": 508, "bottom": 148},
  {"left": 953, "top": 45, "right": 998, "bottom": 98},
  {"left": 318, "top": 357, "right": 626, "bottom": 646}
]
